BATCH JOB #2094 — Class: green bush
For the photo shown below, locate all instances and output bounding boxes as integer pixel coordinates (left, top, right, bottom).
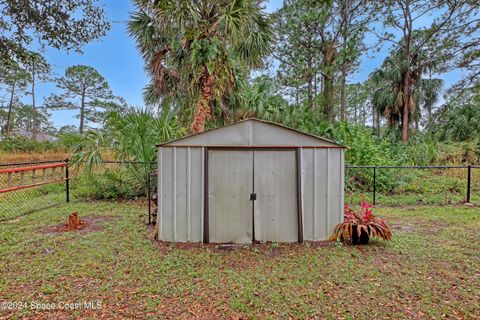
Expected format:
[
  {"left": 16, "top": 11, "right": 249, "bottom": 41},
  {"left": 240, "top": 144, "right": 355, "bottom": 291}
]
[
  {"left": 72, "top": 168, "right": 146, "bottom": 200},
  {"left": 400, "top": 175, "right": 464, "bottom": 195}
]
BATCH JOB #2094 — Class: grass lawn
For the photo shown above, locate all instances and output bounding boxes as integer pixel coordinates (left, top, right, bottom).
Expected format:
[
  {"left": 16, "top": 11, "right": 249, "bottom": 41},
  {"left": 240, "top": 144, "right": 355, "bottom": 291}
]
[{"left": 0, "top": 202, "right": 479, "bottom": 319}]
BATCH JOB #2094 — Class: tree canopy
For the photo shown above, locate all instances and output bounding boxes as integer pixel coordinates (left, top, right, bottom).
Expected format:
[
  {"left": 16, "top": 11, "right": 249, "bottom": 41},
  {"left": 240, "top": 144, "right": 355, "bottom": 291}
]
[
  {"left": 0, "top": 0, "right": 109, "bottom": 64},
  {"left": 128, "top": 0, "right": 273, "bottom": 133},
  {"left": 1, "top": 0, "right": 480, "bottom": 167},
  {"left": 45, "top": 65, "right": 124, "bottom": 134}
]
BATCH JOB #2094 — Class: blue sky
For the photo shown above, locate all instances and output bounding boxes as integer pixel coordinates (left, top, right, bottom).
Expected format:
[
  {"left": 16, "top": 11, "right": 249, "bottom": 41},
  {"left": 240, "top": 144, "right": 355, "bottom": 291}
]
[
  {"left": 37, "top": 0, "right": 284, "bottom": 128},
  {"left": 36, "top": 0, "right": 460, "bottom": 129}
]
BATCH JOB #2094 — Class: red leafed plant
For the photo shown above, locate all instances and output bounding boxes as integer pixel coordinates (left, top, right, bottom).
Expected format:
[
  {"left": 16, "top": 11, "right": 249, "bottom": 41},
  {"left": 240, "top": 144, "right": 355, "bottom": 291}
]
[{"left": 330, "top": 194, "right": 392, "bottom": 243}]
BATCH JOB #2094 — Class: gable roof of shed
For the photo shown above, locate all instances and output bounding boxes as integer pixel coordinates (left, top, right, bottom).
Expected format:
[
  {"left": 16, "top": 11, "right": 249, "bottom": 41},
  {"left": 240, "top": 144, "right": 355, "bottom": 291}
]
[
  {"left": 158, "top": 119, "right": 344, "bottom": 148},
  {"left": 157, "top": 118, "right": 344, "bottom": 148}
]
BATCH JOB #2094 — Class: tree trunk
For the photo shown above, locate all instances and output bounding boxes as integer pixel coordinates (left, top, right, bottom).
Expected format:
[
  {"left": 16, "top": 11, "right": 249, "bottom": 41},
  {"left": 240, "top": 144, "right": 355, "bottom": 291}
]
[
  {"left": 191, "top": 70, "right": 215, "bottom": 133},
  {"left": 307, "top": 53, "right": 313, "bottom": 109},
  {"left": 376, "top": 108, "right": 380, "bottom": 135},
  {"left": 5, "top": 79, "right": 16, "bottom": 137},
  {"left": 339, "top": 8, "right": 348, "bottom": 122},
  {"left": 323, "top": 76, "right": 334, "bottom": 121},
  {"left": 372, "top": 102, "right": 376, "bottom": 134},
  {"left": 295, "top": 83, "right": 299, "bottom": 106},
  {"left": 340, "top": 64, "right": 347, "bottom": 121},
  {"left": 219, "top": 96, "right": 229, "bottom": 124},
  {"left": 354, "top": 104, "right": 357, "bottom": 124},
  {"left": 31, "top": 60, "right": 37, "bottom": 140},
  {"left": 362, "top": 103, "right": 366, "bottom": 127},
  {"left": 322, "top": 42, "right": 336, "bottom": 122},
  {"left": 67, "top": 211, "right": 84, "bottom": 230},
  {"left": 401, "top": 75, "right": 410, "bottom": 143},
  {"left": 79, "top": 86, "right": 86, "bottom": 134},
  {"left": 307, "top": 76, "right": 313, "bottom": 109},
  {"left": 401, "top": 0, "right": 412, "bottom": 143}
]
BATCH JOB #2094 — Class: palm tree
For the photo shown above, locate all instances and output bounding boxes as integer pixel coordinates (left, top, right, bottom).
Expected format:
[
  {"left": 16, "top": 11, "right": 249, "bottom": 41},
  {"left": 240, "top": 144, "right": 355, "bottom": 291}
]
[
  {"left": 71, "top": 107, "right": 183, "bottom": 179},
  {"left": 370, "top": 46, "right": 443, "bottom": 135},
  {"left": 238, "top": 75, "right": 288, "bottom": 121},
  {"left": 370, "top": 53, "right": 404, "bottom": 128},
  {"left": 128, "top": 0, "right": 273, "bottom": 133},
  {"left": 419, "top": 77, "right": 443, "bottom": 129},
  {"left": 436, "top": 91, "right": 480, "bottom": 141}
]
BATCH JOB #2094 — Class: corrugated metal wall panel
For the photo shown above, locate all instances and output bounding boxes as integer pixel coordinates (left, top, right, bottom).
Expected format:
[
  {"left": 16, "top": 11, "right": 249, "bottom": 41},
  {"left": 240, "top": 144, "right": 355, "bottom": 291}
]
[
  {"left": 316, "top": 148, "right": 329, "bottom": 240},
  {"left": 157, "top": 148, "right": 163, "bottom": 239},
  {"left": 159, "top": 147, "right": 174, "bottom": 241},
  {"left": 158, "top": 147, "right": 204, "bottom": 242},
  {"left": 174, "top": 148, "right": 188, "bottom": 241},
  {"left": 300, "top": 148, "right": 314, "bottom": 240},
  {"left": 190, "top": 148, "right": 204, "bottom": 242},
  {"left": 326, "top": 149, "right": 343, "bottom": 237},
  {"left": 301, "top": 148, "right": 343, "bottom": 241},
  {"left": 340, "top": 150, "right": 345, "bottom": 224}
]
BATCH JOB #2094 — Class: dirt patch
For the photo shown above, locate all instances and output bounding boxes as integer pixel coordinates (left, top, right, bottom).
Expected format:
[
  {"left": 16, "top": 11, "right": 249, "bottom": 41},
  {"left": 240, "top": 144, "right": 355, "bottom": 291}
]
[
  {"left": 392, "top": 223, "right": 416, "bottom": 233},
  {"left": 389, "top": 218, "right": 450, "bottom": 235},
  {"left": 371, "top": 247, "right": 405, "bottom": 268},
  {"left": 413, "top": 219, "right": 450, "bottom": 235},
  {"left": 305, "top": 240, "right": 334, "bottom": 248},
  {"left": 41, "top": 215, "right": 116, "bottom": 235}
]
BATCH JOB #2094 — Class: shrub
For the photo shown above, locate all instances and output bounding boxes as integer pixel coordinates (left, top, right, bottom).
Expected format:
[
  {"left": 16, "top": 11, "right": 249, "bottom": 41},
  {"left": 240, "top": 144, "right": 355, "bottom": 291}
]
[
  {"left": 72, "top": 168, "right": 146, "bottom": 200},
  {"left": 330, "top": 195, "right": 392, "bottom": 243}
]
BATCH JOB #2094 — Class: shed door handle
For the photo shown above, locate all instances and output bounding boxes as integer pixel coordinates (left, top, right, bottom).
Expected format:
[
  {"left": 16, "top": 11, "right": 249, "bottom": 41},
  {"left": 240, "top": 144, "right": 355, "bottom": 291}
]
[{"left": 250, "top": 193, "right": 257, "bottom": 201}]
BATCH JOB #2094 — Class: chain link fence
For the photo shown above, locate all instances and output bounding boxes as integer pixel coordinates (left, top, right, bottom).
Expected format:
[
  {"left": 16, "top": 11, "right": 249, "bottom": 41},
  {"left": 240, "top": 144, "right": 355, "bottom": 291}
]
[
  {"left": 0, "top": 160, "right": 155, "bottom": 222},
  {"left": 147, "top": 170, "right": 158, "bottom": 225},
  {"left": 345, "top": 165, "right": 480, "bottom": 206},
  {"left": 69, "top": 161, "right": 155, "bottom": 202},
  {"left": 2, "top": 160, "right": 479, "bottom": 222},
  {"left": 0, "top": 160, "right": 68, "bottom": 221}
]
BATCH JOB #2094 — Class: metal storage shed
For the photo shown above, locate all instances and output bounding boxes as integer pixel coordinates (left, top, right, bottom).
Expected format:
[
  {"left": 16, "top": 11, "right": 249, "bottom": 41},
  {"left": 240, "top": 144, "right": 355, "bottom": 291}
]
[{"left": 157, "top": 119, "right": 344, "bottom": 243}]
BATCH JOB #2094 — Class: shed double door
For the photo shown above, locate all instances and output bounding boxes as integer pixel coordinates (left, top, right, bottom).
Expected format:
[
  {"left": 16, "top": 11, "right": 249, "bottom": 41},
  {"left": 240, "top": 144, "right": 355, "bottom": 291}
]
[{"left": 207, "top": 149, "right": 299, "bottom": 243}]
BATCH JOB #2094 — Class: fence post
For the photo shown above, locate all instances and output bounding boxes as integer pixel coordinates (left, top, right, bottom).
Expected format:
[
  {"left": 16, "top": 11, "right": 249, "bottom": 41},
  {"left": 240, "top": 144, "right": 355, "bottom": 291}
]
[
  {"left": 467, "top": 165, "right": 471, "bottom": 203},
  {"left": 147, "top": 171, "right": 151, "bottom": 225},
  {"left": 373, "top": 166, "right": 377, "bottom": 205},
  {"left": 65, "top": 159, "right": 70, "bottom": 203}
]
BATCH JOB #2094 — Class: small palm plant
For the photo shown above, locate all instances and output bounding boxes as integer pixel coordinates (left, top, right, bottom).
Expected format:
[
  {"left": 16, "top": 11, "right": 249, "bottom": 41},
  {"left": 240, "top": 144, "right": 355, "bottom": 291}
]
[{"left": 330, "top": 195, "right": 392, "bottom": 244}]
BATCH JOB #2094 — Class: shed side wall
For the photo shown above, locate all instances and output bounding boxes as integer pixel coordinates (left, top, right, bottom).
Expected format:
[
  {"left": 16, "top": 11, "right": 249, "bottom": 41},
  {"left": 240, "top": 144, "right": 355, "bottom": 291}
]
[
  {"left": 158, "top": 147, "right": 203, "bottom": 242},
  {"left": 301, "top": 148, "right": 344, "bottom": 240}
]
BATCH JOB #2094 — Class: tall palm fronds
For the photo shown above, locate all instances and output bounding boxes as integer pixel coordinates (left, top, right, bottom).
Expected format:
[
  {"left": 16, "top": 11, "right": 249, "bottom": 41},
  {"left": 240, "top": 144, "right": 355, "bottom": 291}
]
[
  {"left": 104, "top": 107, "right": 184, "bottom": 163},
  {"left": 70, "top": 107, "right": 184, "bottom": 189},
  {"left": 238, "top": 76, "right": 288, "bottom": 121},
  {"left": 71, "top": 107, "right": 184, "bottom": 166},
  {"left": 419, "top": 78, "right": 444, "bottom": 128},
  {"left": 370, "top": 52, "right": 406, "bottom": 127},
  {"left": 370, "top": 46, "right": 443, "bottom": 130},
  {"left": 435, "top": 90, "right": 480, "bottom": 141},
  {"left": 128, "top": 0, "right": 273, "bottom": 133}
]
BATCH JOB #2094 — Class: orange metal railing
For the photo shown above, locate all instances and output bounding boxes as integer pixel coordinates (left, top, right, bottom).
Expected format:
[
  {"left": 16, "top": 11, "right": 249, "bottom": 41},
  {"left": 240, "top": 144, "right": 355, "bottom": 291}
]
[{"left": 0, "top": 162, "right": 67, "bottom": 194}]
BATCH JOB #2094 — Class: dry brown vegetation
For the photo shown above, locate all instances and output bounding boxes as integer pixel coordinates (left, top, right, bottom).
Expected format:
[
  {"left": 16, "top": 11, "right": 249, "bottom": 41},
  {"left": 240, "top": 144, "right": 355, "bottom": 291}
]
[{"left": 0, "top": 151, "right": 71, "bottom": 163}]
